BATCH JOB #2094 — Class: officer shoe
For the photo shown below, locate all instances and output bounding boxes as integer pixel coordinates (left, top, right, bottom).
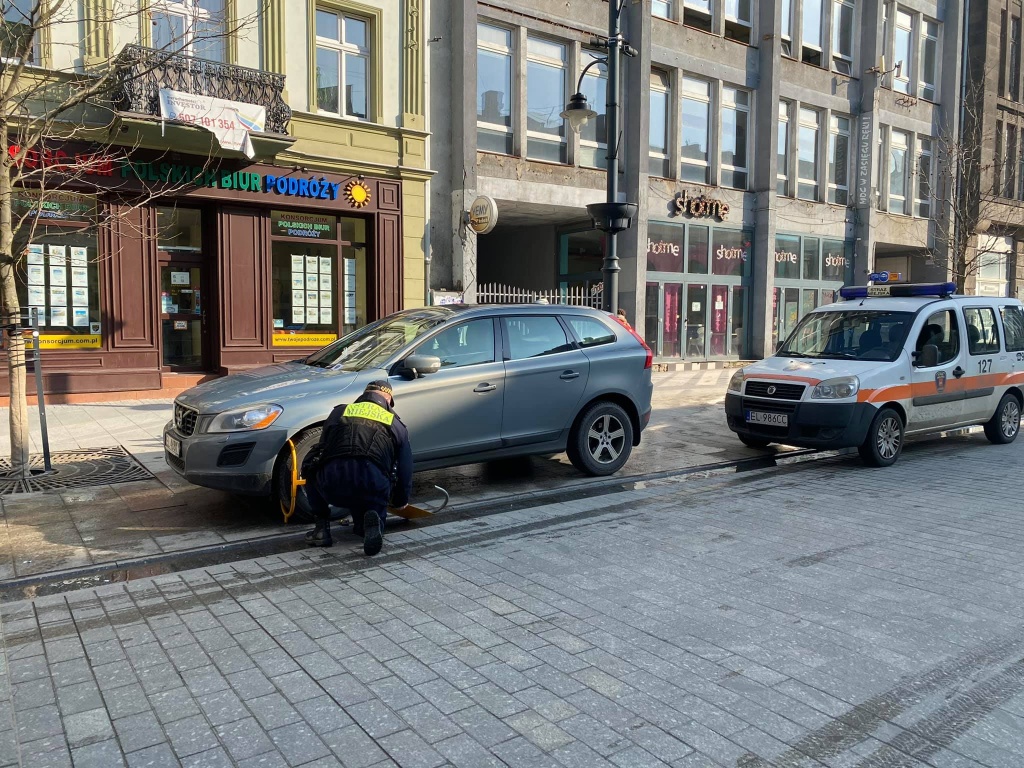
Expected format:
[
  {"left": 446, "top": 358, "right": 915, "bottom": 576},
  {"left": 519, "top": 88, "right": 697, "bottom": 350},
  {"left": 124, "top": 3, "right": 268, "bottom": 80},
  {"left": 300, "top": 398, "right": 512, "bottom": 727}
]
[
  {"left": 305, "top": 526, "right": 333, "bottom": 548},
  {"left": 362, "top": 510, "right": 383, "bottom": 557}
]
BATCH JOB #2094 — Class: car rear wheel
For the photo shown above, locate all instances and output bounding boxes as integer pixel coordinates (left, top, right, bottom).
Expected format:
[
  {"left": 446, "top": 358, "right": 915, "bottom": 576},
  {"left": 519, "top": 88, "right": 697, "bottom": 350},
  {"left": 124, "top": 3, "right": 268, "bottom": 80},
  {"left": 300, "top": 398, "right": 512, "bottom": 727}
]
[
  {"left": 984, "top": 393, "right": 1021, "bottom": 445},
  {"left": 568, "top": 401, "right": 634, "bottom": 476},
  {"left": 274, "top": 427, "right": 321, "bottom": 524},
  {"left": 858, "top": 407, "right": 904, "bottom": 467},
  {"left": 738, "top": 434, "right": 772, "bottom": 449}
]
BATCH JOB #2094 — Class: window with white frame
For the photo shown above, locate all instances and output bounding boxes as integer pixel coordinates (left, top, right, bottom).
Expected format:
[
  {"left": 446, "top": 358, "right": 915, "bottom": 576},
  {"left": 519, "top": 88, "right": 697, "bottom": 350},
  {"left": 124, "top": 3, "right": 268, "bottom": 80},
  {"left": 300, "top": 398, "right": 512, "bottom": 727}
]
[
  {"left": 828, "top": 114, "right": 851, "bottom": 204},
  {"left": 315, "top": 8, "right": 370, "bottom": 119},
  {"left": 683, "top": 0, "right": 713, "bottom": 33},
  {"left": 721, "top": 86, "right": 749, "bottom": 189},
  {"left": 801, "top": 0, "right": 824, "bottom": 66},
  {"left": 1, "top": 0, "right": 33, "bottom": 62},
  {"left": 525, "top": 37, "right": 567, "bottom": 163},
  {"left": 797, "top": 107, "right": 820, "bottom": 201},
  {"left": 681, "top": 77, "right": 711, "bottom": 183},
  {"left": 832, "top": 0, "right": 854, "bottom": 74},
  {"left": 918, "top": 19, "right": 938, "bottom": 101},
  {"left": 649, "top": 71, "right": 671, "bottom": 177},
  {"left": 477, "top": 24, "right": 514, "bottom": 155},
  {"left": 579, "top": 49, "right": 608, "bottom": 169},
  {"left": 152, "top": 0, "right": 227, "bottom": 62},
  {"left": 778, "top": 102, "right": 791, "bottom": 195},
  {"left": 892, "top": 9, "right": 913, "bottom": 94},
  {"left": 724, "top": 0, "right": 752, "bottom": 44},
  {"left": 888, "top": 129, "right": 909, "bottom": 215},
  {"left": 652, "top": 0, "right": 673, "bottom": 19},
  {"left": 781, "top": 0, "right": 793, "bottom": 56},
  {"left": 915, "top": 136, "right": 932, "bottom": 217}
]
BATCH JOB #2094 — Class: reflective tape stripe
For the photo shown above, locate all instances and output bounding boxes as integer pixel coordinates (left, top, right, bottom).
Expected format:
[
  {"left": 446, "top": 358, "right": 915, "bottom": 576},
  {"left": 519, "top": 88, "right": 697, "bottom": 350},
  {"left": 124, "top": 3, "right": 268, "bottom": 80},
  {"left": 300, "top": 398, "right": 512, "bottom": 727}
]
[{"left": 343, "top": 402, "right": 395, "bottom": 426}]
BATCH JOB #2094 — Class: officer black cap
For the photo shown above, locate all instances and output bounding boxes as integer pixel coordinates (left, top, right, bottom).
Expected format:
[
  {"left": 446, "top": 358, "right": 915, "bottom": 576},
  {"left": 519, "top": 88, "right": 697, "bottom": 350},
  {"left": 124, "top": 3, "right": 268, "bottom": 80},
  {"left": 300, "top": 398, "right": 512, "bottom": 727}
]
[{"left": 365, "top": 380, "right": 394, "bottom": 399}]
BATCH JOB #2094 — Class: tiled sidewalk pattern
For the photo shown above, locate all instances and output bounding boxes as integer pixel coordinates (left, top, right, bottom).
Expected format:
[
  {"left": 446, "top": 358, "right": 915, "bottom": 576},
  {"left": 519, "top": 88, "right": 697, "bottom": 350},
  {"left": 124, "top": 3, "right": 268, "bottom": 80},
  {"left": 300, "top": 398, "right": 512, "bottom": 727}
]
[{"left": 1, "top": 431, "right": 1023, "bottom": 766}]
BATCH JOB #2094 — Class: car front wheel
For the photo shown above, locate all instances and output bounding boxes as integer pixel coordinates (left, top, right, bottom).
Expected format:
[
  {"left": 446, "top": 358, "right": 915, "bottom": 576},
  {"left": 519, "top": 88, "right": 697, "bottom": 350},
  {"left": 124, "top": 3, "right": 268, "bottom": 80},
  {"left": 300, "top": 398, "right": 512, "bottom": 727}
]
[
  {"left": 858, "top": 407, "right": 904, "bottom": 467},
  {"left": 274, "top": 427, "right": 321, "bottom": 523},
  {"left": 568, "top": 401, "right": 634, "bottom": 476},
  {"left": 984, "top": 393, "right": 1021, "bottom": 445}
]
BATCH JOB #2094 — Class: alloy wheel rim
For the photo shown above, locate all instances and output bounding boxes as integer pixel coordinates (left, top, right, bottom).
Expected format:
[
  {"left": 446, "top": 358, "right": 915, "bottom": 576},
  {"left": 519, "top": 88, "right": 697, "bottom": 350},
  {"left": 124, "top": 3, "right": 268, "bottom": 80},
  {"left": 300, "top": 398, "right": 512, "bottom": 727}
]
[
  {"left": 587, "top": 414, "right": 626, "bottom": 464},
  {"left": 1002, "top": 401, "right": 1021, "bottom": 439},
  {"left": 876, "top": 416, "right": 902, "bottom": 459}
]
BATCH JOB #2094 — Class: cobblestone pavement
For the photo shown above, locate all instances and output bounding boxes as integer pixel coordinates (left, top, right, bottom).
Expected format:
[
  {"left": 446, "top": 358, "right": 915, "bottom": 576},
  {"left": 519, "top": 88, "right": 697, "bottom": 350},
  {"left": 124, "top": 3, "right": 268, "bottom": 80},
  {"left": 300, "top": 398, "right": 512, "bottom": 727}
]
[{"left": 2, "top": 430, "right": 1024, "bottom": 767}]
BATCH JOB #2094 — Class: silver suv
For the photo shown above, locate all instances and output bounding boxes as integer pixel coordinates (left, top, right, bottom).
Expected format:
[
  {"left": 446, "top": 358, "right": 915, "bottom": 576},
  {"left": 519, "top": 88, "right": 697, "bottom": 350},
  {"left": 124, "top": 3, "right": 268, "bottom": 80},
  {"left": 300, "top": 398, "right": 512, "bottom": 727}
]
[{"left": 164, "top": 304, "right": 654, "bottom": 517}]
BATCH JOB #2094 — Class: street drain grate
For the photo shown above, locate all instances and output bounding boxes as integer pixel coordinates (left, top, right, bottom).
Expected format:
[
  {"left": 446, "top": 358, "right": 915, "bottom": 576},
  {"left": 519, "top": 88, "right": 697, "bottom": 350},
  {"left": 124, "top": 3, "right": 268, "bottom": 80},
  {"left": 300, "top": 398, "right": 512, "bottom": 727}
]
[{"left": 0, "top": 447, "right": 153, "bottom": 495}]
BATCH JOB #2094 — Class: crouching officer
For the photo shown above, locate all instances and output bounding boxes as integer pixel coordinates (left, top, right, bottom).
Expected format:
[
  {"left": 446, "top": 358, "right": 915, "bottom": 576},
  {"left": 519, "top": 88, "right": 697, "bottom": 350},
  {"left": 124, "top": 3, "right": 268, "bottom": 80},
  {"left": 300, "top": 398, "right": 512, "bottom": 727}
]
[{"left": 302, "top": 381, "right": 413, "bottom": 556}]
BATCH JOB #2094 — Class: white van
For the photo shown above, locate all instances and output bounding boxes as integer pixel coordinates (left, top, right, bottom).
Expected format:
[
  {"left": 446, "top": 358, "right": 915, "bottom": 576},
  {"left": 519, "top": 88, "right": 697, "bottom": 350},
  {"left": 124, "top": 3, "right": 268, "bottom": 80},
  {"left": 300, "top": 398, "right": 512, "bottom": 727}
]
[{"left": 725, "top": 282, "right": 1024, "bottom": 466}]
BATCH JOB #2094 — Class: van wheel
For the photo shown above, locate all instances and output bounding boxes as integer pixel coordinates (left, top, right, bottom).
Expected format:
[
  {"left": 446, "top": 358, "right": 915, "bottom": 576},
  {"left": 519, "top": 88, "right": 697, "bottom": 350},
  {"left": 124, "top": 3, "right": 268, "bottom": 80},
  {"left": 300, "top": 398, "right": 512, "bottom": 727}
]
[
  {"left": 858, "top": 407, "right": 904, "bottom": 467},
  {"left": 568, "top": 401, "right": 634, "bottom": 476},
  {"left": 984, "top": 393, "right": 1021, "bottom": 445},
  {"left": 273, "top": 427, "right": 321, "bottom": 524},
  {"left": 738, "top": 434, "right": 772, "bottom": 449}
]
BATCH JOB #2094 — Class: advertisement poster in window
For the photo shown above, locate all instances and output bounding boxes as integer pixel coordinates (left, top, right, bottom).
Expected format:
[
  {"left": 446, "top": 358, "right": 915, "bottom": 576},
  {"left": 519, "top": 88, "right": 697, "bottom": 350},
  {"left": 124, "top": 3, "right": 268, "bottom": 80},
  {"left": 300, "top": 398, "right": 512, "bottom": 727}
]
[
  {"left": 51, "top": 307, "right": 68, "bottom": 327},
  {"left": 72, "top": 308, "right": 89, "bottom": 327},
  {"left": 27, "top": 265, "right": 44, "bottom": 285},
  {"left": 71, "top": 268, "right": 88, "bottom": 287},
  {"left": 26, "top": 244, "right": 44, "bottom": 265},
  {"left": 70, "top": 247, "right": 88, "bottom": 266}
]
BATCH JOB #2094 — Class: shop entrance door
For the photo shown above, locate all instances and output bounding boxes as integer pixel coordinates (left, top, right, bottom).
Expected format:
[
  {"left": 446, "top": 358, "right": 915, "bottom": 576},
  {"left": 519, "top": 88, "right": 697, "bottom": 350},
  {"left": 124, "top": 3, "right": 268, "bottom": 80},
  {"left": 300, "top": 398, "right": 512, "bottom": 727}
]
[{"left": 160, "top": 260, "right": 208, "bottom": 371}]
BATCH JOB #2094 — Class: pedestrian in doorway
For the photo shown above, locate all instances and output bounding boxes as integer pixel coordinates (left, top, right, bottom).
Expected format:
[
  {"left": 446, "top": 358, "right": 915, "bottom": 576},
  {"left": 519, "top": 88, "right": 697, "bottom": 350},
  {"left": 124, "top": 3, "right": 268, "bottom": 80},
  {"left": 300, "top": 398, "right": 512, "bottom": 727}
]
[{"left": 302, "top": 381, "right": 413, "bottom": 556}]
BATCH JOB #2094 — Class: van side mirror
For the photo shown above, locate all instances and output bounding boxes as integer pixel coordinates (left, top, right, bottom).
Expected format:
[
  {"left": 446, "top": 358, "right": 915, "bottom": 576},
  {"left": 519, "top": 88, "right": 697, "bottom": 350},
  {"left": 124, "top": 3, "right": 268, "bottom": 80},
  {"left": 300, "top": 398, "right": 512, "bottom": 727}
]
[
  {"left": 400, "top": 354, "right": 441, "bottom": 379},
  {"left": 915, "top": 344, "right": 939, "bottom": 368}
]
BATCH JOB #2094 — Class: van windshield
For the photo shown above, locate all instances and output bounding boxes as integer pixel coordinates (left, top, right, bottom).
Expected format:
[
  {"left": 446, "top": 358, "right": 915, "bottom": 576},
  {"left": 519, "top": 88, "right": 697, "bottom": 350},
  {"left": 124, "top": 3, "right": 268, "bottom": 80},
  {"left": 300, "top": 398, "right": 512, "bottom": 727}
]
[
  {"left": 778, "top": 310, "right": 914, "bottom": 361},
  {"left": 304, "top": 310, "right": 450, "bottom": 371}
]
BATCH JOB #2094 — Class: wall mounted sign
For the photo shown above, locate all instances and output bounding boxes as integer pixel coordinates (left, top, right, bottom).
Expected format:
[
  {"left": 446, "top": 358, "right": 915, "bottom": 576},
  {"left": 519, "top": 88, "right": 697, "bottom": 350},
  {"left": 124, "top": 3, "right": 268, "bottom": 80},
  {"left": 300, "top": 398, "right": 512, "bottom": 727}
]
[
  {"left": 468, "top": 195, "right": 499, "bottom": 235},
  {"left": 671, "top": 190, "right": 729, "bottom": 220},
  {"left": 158, "top": 88, "right": 266, "bottom": 159},
  {"left": 775, "top": 250, "right": 798, "bottom": 264},
  {"left": 12, "top": 190, "right": 96, "bottom": 222},
  {"left": 270, "top": 210, "right": 337, "bottom": 240},
  {"left": 856, "top": 113, "right": 873, "bottom": 206},
  {"left": 272, "top": 332, "right": 338, "bottom": 347},
  {"left": 344, "top": 180, "right": 372, "bottom": 208}
]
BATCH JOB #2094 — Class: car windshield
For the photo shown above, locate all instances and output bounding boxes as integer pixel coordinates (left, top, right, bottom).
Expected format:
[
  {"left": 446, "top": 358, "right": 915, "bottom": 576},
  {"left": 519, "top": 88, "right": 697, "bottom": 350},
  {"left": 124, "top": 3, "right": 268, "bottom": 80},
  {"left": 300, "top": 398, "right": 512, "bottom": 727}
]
[
  {"left": 304, "top": 309, "right": 451, "bottom": 371},
  {"left": 778, "top": 310, "right": 914, "bottom": 361}
]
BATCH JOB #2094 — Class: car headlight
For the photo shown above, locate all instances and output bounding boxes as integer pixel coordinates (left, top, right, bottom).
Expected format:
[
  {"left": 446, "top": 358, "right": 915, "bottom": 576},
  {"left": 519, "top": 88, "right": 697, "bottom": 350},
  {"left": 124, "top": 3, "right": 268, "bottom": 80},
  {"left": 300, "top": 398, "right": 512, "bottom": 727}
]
[
  {"left": 207, "top": 404, "right": 284, "bottom": 433},
  {"left": 728, "top": 370, "right": 744, "bottom": 393},
  {"left": 810, "top": 376, "right": 859, "bottom": 399}
]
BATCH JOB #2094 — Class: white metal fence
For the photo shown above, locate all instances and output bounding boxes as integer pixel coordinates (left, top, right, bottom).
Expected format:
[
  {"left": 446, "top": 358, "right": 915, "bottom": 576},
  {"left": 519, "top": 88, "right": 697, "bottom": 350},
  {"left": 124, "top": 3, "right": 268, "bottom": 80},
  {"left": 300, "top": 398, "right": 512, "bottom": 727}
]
[{"left": 475, "top": 282, "right": 603, "bottom": 308}]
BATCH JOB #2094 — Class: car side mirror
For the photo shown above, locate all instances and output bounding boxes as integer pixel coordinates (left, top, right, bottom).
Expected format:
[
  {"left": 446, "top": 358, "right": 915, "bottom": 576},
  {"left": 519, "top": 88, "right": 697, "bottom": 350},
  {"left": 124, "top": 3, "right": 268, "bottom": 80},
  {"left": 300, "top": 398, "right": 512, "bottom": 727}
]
[
  {"left": 915, "top": 344, "right": 939, "bottom": 368},
  {"left": 400, "top": 354, "right": 441, "bottom": 379}
]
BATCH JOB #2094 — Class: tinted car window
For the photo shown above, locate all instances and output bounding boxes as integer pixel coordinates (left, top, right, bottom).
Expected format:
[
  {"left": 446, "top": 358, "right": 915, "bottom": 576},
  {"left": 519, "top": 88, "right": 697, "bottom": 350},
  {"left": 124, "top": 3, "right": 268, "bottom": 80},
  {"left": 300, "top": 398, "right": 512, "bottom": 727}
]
[
  {"left": 914, "top": 309, "right": 959, "bottom": 366},
  {"left": 567, "top": 317, "right": 616, "bottom": 348},
  {"left": 503, "top": 316, "right": 574, "bottom": 360},
  {"left": 416, "top": 319, "right": 495, "bottom": 368},
  {"left": 963, "top": 307, "right": 1000, "bottom": 355},
  {"left": 1001, "top": 305, "right": 1024, "bottom": 351}
]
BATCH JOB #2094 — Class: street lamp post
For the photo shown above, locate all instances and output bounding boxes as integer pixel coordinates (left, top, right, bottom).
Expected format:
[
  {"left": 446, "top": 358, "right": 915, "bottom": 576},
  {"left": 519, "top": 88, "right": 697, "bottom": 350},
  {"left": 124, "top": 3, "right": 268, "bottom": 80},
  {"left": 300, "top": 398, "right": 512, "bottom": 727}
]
[{"left": 560, "top": 0, "right": 637, "bottom": 315}]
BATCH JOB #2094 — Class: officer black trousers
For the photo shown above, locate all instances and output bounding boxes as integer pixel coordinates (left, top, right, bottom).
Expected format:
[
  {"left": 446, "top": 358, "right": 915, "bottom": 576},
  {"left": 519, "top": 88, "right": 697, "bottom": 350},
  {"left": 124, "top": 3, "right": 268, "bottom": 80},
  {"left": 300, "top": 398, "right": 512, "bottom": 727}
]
[{"left": 306, "top": 463, "right": 388, "bottom": 533}]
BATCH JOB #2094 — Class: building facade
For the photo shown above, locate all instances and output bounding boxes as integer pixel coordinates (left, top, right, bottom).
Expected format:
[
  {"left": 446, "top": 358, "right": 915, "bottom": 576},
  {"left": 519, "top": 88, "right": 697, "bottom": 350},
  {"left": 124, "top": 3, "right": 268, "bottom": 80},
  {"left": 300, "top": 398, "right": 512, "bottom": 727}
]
[
  {"left": 1, "top": 0, "right": 430, "bottom": 398},
  {"left": 430, "top": 0, "right": 963, "bottom": 360}
]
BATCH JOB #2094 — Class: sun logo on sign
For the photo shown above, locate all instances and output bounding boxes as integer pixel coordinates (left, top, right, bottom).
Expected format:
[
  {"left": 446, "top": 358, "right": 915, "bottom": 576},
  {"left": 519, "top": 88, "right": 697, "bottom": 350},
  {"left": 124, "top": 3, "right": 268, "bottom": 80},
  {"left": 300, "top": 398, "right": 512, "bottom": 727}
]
[{"left": 344, "top": 180, "right": 371, "bottom": 208}]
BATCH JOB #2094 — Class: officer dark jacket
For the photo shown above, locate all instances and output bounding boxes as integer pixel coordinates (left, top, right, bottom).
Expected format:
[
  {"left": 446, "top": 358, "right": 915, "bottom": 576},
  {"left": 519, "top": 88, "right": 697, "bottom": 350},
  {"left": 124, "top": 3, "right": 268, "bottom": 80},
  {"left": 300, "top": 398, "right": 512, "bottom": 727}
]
[{"left": 303, "top": 391, "right": 413, "bottom": 507}]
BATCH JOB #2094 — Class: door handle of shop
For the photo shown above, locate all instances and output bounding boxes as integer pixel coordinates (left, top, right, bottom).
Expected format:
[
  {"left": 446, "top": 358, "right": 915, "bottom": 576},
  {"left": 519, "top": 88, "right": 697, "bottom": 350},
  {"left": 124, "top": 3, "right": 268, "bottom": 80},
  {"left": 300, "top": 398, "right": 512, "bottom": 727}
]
[
  {"left": 953, "top": 366, "right": 965, "bottom": 378},
  {"left": 560, "top": 371, "right": 580, "bottom": 380},
  {"left": 473, "top": 383, "right": 497, "bottom": 393}
]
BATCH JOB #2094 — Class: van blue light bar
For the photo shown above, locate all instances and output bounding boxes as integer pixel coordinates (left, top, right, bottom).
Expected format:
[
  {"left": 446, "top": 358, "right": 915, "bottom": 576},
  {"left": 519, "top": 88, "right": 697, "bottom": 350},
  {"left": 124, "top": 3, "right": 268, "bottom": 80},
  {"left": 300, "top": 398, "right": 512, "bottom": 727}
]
[{"left": 839, "top": 282, "right": 956, "bottom": 300}]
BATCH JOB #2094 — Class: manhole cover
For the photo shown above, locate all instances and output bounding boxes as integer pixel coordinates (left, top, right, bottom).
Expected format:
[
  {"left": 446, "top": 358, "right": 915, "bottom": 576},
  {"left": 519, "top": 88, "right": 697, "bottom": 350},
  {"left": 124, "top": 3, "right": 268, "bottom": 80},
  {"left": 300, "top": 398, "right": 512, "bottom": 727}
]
[{"left": 0, "top": 446, "right": 153, "bottom": 495}]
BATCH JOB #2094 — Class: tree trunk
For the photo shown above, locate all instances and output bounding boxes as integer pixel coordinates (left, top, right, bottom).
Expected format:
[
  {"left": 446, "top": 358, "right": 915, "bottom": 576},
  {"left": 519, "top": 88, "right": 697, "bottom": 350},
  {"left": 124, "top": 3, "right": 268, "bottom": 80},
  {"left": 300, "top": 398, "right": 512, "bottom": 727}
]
[{"left": 0, "top": 122, "right": 31, "bottom": 478}]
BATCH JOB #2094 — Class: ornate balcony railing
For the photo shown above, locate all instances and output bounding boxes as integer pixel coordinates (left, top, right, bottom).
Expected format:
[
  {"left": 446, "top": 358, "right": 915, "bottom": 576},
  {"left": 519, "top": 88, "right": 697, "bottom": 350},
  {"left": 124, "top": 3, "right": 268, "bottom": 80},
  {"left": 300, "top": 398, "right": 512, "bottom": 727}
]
[{"left": 112, "top": 44, "right": 291, "bottom": 135}]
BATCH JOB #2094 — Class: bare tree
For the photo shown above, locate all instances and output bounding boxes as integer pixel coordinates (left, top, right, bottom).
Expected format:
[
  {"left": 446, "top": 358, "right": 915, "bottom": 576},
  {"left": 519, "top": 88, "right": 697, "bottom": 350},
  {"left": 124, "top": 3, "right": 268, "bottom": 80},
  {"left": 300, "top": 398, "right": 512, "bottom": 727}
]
[{"left": 1, "top": 0, "right": 262, "bottom": 479}]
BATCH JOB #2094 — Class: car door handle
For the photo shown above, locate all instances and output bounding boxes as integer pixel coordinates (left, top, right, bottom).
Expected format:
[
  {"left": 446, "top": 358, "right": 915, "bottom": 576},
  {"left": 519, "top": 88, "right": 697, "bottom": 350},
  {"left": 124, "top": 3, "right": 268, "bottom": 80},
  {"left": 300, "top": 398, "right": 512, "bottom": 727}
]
[
  {"left": 953, "top": 366, "right": 965, "bottom": 378},
  {"left": 473, "top": 383, "right": 497, "bottom": 393},
  {"left": 560, "top": 371, "right": 580, "bottom": 380}
]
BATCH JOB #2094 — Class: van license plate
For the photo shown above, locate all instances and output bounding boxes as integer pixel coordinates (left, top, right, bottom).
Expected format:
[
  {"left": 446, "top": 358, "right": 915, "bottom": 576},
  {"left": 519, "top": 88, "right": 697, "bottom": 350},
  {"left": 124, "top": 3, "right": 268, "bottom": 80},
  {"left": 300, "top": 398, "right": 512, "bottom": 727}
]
[
  {"left": 165, "top": 434, "right": 182, "bottom": 457},
  {"left": 745, "top": 411, "right": 788, "bottom": 427}
]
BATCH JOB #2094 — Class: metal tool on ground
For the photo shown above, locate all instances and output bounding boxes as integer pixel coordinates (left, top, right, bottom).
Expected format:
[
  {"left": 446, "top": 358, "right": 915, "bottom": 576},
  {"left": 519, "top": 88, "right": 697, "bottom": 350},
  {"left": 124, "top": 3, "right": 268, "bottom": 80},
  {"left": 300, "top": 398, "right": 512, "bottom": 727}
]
[{"left": 279, "top": 438, "right": 449, "bottom": 523}]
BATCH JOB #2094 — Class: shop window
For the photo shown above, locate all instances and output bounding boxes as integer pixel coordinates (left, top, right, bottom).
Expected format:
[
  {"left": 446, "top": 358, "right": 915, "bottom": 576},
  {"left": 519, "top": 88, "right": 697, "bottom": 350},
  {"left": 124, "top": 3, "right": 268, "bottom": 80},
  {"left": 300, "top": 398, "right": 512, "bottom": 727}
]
[
  {"left": 774, "top": 234, "right": 801, "bottom": 279},
  {"left": 647, "top": 221, "right": 684, "bottom": 272},
  {"left": 652, "top": 0, "right": 673, "bottom": 18},
  {"left": 681, "top": 77, "right": 711, "bottom": 183},
  {"left": 781, "top": 0, "right": 793, "bottom": 56},
  {"left": 649, "top": 71, "right": 671, "bottom": 178},
  {"left": 503, "top": 316, "right": 573, "bottom": 359},
  {"left": 711, "top": 228, "right": 750, "bottom": 277},
  {"left": 724, "top": 0, "right": 752, "bottom": 44},
  {"left": 802, "top": 237, "right": 820, "bottom": 280},
  {"left": 977, "top": 238, "right": 1010, "bottom": 297},
  {"left": 688, "top": 224, "right": 710, "bottom": 273},
  {"left": 797, "top": 107, "right": 819, "bottom": 201},
  {"left": 893, "top": 9, "right": 913, "bottom": 94},
  {"left": 525, "top": 37, "right": 566, "bottom": 163},
  {"left": 477, "top": 23, "right": 514, "bottom": 155},
  {"left": 720, "top": 86, "right": 749, "bottom": 190},
  {"left": 315, "top": 8, "right": 371, "bottom": 120},
  {"left": 828, "top": 115, "right": 850, "bottom": 205},
  {"left": 683, "top": 0, "right": 713, "bottom": 33},
  {"left": 579, "top": 49, "right": 608, "bottom": 169},
  {"left": 340, "top": 217, "right": 368, "bottom": 333},
  {"left": 915, "top": 137, "right": 932, "bottom": 217},
  {"left": 151, "top": 0, "right": 227, "bottom": 62},
  {"left": 821, "top": 239, "right": 850, "bottom": 282},
  {"left": 964, "top": 307, "right": 1000, "bottom": 354},
  {"left": 777, "top": 102, "right": 791, "bottom": 196},
  {"left": 801, "top": 0, "right": 823, "bottom": 66},
  {"left": 2, "top": 0, "right": 33, "bottom": 62},
  {"left": 919, "top": 19, "right": 939, "bottom": 101},
  {"left": 1001, "top": 305, "right": 1024, "bottom": 351},
  {"left": 832, "top": 0, "right": 854, "bottom": 74},
  {"left": 888, "top": 129, "right": 909, "bottom": 215},
  {"left": 156, "top": 207, "right": 202, "bottom": 252},
  {"left": 14, "top": 214, "right": 101, "bottom": 344}
]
